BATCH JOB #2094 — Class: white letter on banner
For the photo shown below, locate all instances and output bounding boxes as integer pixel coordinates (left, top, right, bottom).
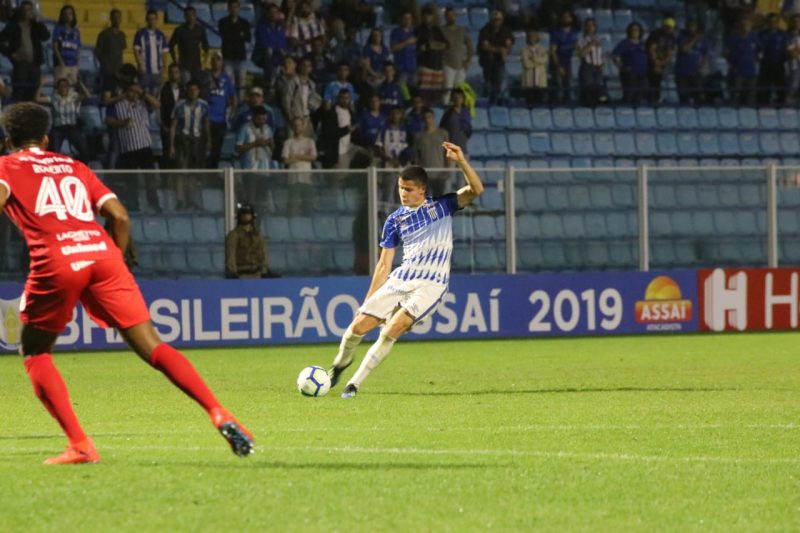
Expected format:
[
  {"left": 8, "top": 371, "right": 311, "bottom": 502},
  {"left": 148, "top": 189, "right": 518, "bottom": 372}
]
[
  {"left": 193, "top": 299, "right": 221, "bottom": 341},
  {"left": 250, "top": 297, "right": 260, "bottom": 339},
  {"left": 326, "top": 295, "right": 359, "bottom": 337},
  {"left": 221, "top": 298, "right": 249, "bottom": 340},
  {"left": 703, "top": 269, "right": 748, "bottom": 331},
  {"left": 489, "top": 289, "right": 501, "bottom": 332},
  {"left": 81, "top": 310, "right": 103, "bottom": 344},
  {"left": 181, "top": 300, "right": 191, "bottom": 341},
  {"left": 434, "top": 293, "right": 458, "bottom": 334},
  {"left": 57, "top": 308, "right": 80, "bottom": 345},
  {"left": 151, "top": 299, "right": 180, "bottom": 343},
  {"left": 105, "top": 328, "right": 122, "bottom": 344},
  {"left": 460, "top": 293, "right": 487, "bottom": 333},
  {"left": 294, "top": 287, "right": 326, "bottom": 338},
  {"left": 263, "top": 297, "right": 294, "bottom": 338},
  {"left": 765, "top": 272, "right": 798, "bottom": 329}
]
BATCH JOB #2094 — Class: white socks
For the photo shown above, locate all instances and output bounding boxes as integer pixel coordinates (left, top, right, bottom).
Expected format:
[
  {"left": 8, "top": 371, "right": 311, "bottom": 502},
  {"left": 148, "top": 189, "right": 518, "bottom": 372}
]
[
  {"left": 348, "top": 331, "right": 397, "bottom": 389},
  {"left": 332, "top": 325, "right": 364, "bottom": 369}
]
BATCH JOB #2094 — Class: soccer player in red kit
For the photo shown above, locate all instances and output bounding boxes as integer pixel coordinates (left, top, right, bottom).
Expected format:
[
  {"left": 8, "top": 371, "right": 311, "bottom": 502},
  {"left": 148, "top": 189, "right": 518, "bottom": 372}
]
[{"left": 0, "top": 102, "right": 254, "bottom": 464}]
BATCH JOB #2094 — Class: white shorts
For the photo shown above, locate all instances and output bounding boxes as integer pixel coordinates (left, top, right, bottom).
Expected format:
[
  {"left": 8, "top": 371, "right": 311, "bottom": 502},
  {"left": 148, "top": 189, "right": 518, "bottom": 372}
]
[{"left": 359, "top": 277, "right": 448, "bottom": 323}]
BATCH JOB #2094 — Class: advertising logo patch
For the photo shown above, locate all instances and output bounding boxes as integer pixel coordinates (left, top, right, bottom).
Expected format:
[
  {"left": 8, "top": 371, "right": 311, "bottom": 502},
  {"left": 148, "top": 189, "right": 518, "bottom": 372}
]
[{"left": 635, "top": 275, "right": 692, "bottom": 325}]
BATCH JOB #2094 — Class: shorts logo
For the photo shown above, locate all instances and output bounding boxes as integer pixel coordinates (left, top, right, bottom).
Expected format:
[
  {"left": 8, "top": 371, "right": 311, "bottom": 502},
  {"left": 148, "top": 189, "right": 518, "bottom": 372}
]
[
  {"left": 71, "top": 260, "right": 96, "bottom": 272},
  {"left": 0, "top": 297, "right": 22, "bottom": 351},
  {"left": 635, "top": 276, "right": 692, "bottom": 324}
]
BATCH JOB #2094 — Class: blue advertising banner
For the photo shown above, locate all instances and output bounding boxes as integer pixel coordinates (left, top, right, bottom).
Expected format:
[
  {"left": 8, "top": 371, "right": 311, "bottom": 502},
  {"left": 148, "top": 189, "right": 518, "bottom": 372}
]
[{"left": 0, "top": 271, "right": 698, "bottom": 352}]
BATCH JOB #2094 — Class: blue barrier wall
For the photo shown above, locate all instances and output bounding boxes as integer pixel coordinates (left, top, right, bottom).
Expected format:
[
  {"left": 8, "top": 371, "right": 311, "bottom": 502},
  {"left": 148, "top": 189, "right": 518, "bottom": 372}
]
[{"left": 0, "top": 272, "right": 698, "bottom": 352}]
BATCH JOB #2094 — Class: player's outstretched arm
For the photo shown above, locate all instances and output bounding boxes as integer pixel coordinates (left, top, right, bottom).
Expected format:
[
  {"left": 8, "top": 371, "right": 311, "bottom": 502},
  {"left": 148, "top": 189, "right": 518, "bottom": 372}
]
[
  {"left": 100, "top": 197, "right": 131, "bottom": 254},
  {"left": 443, "top": 142, "right": 485, "bottom": 208},
  {"left": 364, "top": 247, "right": 396, "bottom": 302}
]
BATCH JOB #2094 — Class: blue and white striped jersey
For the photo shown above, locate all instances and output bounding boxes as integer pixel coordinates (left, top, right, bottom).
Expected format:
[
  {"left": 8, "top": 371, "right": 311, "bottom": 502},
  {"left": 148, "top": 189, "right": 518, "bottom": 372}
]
[{"left": 380, "top": 193, "right": 460, "bottom": 286}]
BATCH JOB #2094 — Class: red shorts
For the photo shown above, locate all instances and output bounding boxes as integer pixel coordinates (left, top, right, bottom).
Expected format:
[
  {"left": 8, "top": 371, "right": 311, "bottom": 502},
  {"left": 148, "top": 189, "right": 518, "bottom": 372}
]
[{"left": 20, "top": 258, "right": 151, "bottom": 333}]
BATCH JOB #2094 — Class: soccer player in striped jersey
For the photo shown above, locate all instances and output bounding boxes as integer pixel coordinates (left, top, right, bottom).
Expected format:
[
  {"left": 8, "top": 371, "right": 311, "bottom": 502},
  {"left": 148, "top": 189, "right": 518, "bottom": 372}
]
[{"left": 328, "top": 142, "right": 484, "bottom": 398}]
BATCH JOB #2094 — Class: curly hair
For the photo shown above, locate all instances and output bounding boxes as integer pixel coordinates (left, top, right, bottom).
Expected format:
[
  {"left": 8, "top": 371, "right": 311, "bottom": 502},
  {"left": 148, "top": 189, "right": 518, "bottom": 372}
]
[{"left": 0, "top": 102, "right": 50, "bottom": 148}]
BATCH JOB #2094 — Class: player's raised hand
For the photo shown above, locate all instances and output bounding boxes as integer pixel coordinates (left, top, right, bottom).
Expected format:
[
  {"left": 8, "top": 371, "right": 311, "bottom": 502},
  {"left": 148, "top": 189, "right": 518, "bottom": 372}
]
[{"left": 443, "top": 142, "right": 465, "bottom": 163}]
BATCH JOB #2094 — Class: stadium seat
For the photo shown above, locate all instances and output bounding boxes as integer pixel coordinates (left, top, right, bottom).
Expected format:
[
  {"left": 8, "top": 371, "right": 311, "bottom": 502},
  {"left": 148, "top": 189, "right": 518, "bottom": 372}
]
[
  {"left": 474, "top": 107, "right": 490, "bottom": 129},
  {"left": 201, "top": 189, "right": 224, "bottom": 212},
  {"left": 636, "top": 107, "right": 657, "bottom": 129},
  {"left": 713, "top": 211, "right": 738, "bottom": 236},
  {"left": 142, "top": 218, "right": 169, "bottom": 242},
  {"left": 517, "top": 214, "right": 540, "bottom": 238},
  {"left": 605, "top": 212, "right": 631, "bottom": 237},
  {"left": 163, "top": 248, "right": 188, "bottom": 273},
  {"left": 758, "top": 132, "right": 779, "bottom": 155},
  {"left": 507, "top": 132, "right": 529, "bottom": 156},
  {"left": 167, "top": 216, "right": 193, "bottom": 242},
  {"left": 613, "top": 9, "right": 633, "bottom": 31},
  {"left": 528, "top": 132, "right": 551, "bottom": 154},
  {"left": 573, "top": 107, "right": 595, "bottom": 129},
  {"left": 595, "top": 8, "right": 614, "bottom": 31},
  {"left": 780, "top": 132, "right": 800, "bottom": 154},
  {"left": 289, "top": 217, "right": 314, "bottom": 241},
  {"left": 552, "top": 108, "right": 575, "bottom": 129},
  {"left": 469, "top": 7, "right": 489, "bottom": 27},
  {"left": 562, "top": 213, "right": 585, "bottom": 238},
  {"left": 567, "top": 184, "right": 591, "bottom": 209},
  {"left": 677, "top": 107, "right": 699, "bottom": 129},
  {"left": 571, "top": 133, "right": 595, "bottom": 156},
  {"left": 545, "top": 186, "right": 569, "bottom": 210},
  {"left": 212, "top": 2, "right": 227, "bottom": 20},
  {"left": 467, "top": 133, "right": 489, "bottom": 157},
  {"left": 738, "top": 107, "right": 758, "bottom": 129},
  {"left": 487, "top": 132, "right": 510, "bottom": 155},
  {"left": 636, "top": 133, "right": 657, "bottom": 155},
  {"left": 651, "top": 184, "right": 677, "bottom": 208},
  {"left": 779, "top": 108, "right": 799, "bottom": 129},
  {"left": 593, "top": 107, "right": 615, "bottom": 129},
  {"left": 192, "top": 216, "right": 223, "bottom": 243},
  {"left": 473, "top": 215, "right": 499, "bottom": 239},
  {"left": 589, "top": 186, "right": 613, "bottom": 208},
  {"left": 656, "top": 107, "right": 678, "bottom": 128},
  {"left": 650, "top": 211, "right": 672, "bottom": 235},
  {"left": 611, "top": 184, "right": 635, "bottom": 207},
  {"left": 585, "top": 241, "right": 610, "bottom": 268},
  {"left": 614, "top": 132, "right": 636, "bottom": 156},
  {"left": 656, "top": 132, "right": 678, "bottom": 155},
  {"left": 698, "top": 132, "right": 720, "bottom": 156},
  {"left": 697, "top": 107, "right": 719, "bottom": 129},
  {"left": 677, "top": 133, "right": 699, "bottom": 156},
  {"left": 480, "top": 186, "right": 504, "bottom": 210},
  {"left": 541, "top": 242, "right": 567, "bottom": 270},
  {"left": 489, "top": 106, "right": 511, "bottom": 129},
  {"left": 186, "top": 248, "right": 214, "bottom": 273},
  {"left": 265, "top": 216, "right": 290, "bottom": 242},
  {"left": 518, "top": 242, "right": 543, "bottom": 270},
  {"left": 583, "top": 212, "right": 607, "bottom": 238},
  {"left": 574, "top": 7, "right": 593, "bottom": 23},
  {"left": 313, "top": 215, "right": 338, "bottom": 241},
  {"left": 615, "top": 107, "right": 636, "bottom": 129},
  {"left": 738, "top": 133, "right": 759, "bottom": 154},
  {"left": 531, "top": 108, "right": 553, "bottom": 129},
  {"left": 239, "top": 3, "right": 256, "bottom": 24},
  {"left": 551, "top": 132, "right": 573, "bottom": 155},
  {"left": 718, "top": 107, "right": 738, "bottom": 128},
  {"left": 540, "top": 213, "right": 564, "bottom": 238},
  {"left": 510, "top": 107, "right": 532, "bottom": 129}
]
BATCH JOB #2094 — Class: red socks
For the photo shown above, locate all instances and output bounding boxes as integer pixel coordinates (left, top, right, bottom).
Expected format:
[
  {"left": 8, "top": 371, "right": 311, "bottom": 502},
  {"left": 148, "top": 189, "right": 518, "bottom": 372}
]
[
  {"left": 149, "top": 343, "right": 221, "bottom": 413},
  {"left": 24, "top": 354, "right": 88, "bottom": 446}
]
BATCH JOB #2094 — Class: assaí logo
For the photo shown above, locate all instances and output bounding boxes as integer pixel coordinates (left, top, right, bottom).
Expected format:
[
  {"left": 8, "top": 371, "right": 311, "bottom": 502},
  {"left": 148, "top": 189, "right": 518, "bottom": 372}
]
[
  {"left": 0, "top": 297, "right": 22, "bottom": 351},
  {"left": 635, "top": 276, "right": 692, "bottom": 331}
]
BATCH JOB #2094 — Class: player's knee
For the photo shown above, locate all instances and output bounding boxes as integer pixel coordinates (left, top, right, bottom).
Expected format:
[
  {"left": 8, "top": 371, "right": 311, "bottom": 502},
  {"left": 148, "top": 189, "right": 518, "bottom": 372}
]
[{"left": 350, "top": 315, "right": 377, "bottom": 336}]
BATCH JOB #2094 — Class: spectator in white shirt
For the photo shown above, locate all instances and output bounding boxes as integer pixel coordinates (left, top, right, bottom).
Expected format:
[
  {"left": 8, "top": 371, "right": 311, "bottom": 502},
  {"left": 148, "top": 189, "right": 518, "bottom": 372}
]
[{"left": 282, "top": 116, "right": 317, "bottom": 214}]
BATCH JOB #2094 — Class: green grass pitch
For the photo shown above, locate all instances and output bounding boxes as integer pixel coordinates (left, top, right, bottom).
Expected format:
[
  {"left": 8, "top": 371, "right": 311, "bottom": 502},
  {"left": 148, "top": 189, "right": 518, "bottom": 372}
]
[{"left": 1, "top": 333, "right": 799, "bottom": 531}]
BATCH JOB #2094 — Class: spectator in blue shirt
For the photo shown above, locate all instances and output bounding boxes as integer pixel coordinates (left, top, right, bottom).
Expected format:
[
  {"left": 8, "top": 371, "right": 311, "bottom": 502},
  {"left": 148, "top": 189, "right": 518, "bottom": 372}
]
[
  {"left": 675, "top": 20, "right": 710, "bottom": 105},
  {"left": 724, "top": 17, "right": 761, "bottom": 106},
  {"left": 253, "top": 3, "right": 287, "bottom": 84},
  {"left": 612, "top": 22, "right": 649, "bottom": 105},
  {"left": 204, "top": 51, "right": 237, "bottom": 168},
  {"left": 52, "top": 5, "right": 81, "bottom": 86},
  {"left": 549, "top": 10, "right": 578, "bottom": 104},
  {"left": 758, "top": 13, "right": 789, "bottom": 105},
  {"left": 362, "top": 28, "right": 394, "bottom": 88},
  {"left": 378, "top": 63, "right": 404, "bottom": 112},
  {"left": 356, "top": 94, "right": 387, "bottom": 147},
  {"left": 324, "top": 61, "right": 357, "bottom": 106},
  {"left": 405, "top": 94, "right": 425, "bottom": 138},
  {"left": 390, "top": 12, "right": 418, "bottom": 87}
]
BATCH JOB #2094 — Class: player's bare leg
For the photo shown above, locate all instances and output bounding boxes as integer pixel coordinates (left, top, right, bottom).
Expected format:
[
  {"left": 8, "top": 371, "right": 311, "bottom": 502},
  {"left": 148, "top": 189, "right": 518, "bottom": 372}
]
[
  {"left": 341, "top": 309, "right": 414, "bottom": 398},
  {"left": 119, "top": 320, "right": 254, "bottom": 457},
  {"left": 20, "top": 324, "right": 99, "bottom": 465},
  {"left": 328, "top": 313, "right": 382, "bottom": 387}
]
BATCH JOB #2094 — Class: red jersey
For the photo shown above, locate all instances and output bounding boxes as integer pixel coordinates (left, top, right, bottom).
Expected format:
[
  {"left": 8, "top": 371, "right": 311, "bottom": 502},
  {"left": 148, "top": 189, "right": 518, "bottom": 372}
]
[{"left": 0, "top": 148, "right": 121, "bottom": 271}]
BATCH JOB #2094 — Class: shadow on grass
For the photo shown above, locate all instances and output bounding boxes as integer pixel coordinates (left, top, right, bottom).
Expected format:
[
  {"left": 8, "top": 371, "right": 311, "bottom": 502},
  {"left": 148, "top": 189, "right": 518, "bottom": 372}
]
[
  {"left": 131, "top": 460, "right": 507, "bottom": 471},
  {"left": 372, "top": 386, "right": 742, "bottom": 397}
]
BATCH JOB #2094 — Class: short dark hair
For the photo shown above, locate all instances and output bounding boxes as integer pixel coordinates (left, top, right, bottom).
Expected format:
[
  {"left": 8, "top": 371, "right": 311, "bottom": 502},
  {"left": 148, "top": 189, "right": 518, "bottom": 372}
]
[
  {"left": 399, "top": 166, "right": 429, "bottom": 189},
  {"left": 1, "top": 103, "right": 50, "bottom": 148},
  {"left": 146, "top": 9, "right": 157, "bottom": 17}
]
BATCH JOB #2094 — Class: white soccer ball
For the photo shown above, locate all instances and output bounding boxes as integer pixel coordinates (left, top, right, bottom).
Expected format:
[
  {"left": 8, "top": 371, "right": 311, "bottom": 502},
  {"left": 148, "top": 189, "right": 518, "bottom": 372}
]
[{"left": 296, "top": 365, "right": 331, "bottom": 397}]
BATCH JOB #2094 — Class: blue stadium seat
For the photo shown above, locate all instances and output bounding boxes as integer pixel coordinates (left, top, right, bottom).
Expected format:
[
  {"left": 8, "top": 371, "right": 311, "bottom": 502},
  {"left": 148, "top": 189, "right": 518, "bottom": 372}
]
[
  {"left": 697, "top": 107, "right": 719, "bottom": 128},
  {"left": 586, "top": 241, "right": 610, "bottom": 268},
  {"left": 508, "top": 132, "right": 529, "bottom": 156},
  {"left": 193, "top": 3, "right": 212, "bottom": 24},
  {"left": 568, "top": 185, "right": 591, "bottom": 209},
  {"left": 675, "top": 184, "right": 699, "bottom": 207},
  {"left": 738, "top": 107, "right": 758, "bottom": 129},
  {"left": 590, "top": 186, "right": 613, "bottom": 208},
  {"left": 650, "top": 211, "right": 672, "bottom": 235},
  {"left": 453, "top": 216, "right": 472, "bottom": 240},
  {"left": 574, "top": 7, "right": 593, "bottom": 23},
  {"left": 475, "top": 243, "right": 502, "bottom": 270},
  {"left": 524, "top": 186, "right": 547, "bottom": 211},
  {"left": 546, "top": 186, "right": 569, "bottom": 210},
  {"left": 713, "top": 211, "right": 738, "bottom": 236},
  {"left": 529, "top": 132, "right": 551, "bottom": 154},
  {"left": 656, "top": 107, "right": 678, "bottom": 128},
  {"left": 187, "top": 247, "right": 214, "bottom": 273},
  {"left": 285, "top": 247, "right": 311, "bottom": 272},
  {"left": 611, "top": 184, "right": 635, "bottom": 207},
  {"left": 636, "top": 107, "right": 657, "bottom": 129},
  {"left": 489, "top": 106, "right": 510, "bottom": 129},
  {"left": 759, "top": 132, "right": 779, "bottom": 154},
  {"left": 541, "top": 242, "right": 567, "bottom": 270},
  {"left": 540, "top": 214, "right": 564, "bottom": 238},
  {"left": 718, "top": 107, "right": 738, "bottom": 128},
  {"left": 129, "top": 218, "right": 144, "bottom": 242},
  {"left": 562, "top": 214, "right": 585, "bottom": 238},
  {"left": 636, "top": 133, "right": 657, "bottom": 155},
  {"left": 212, "top": 2, "right": 227, "bottom": 20},
  {"left": 265, "top": 216, "right": 290, "bottom": 242},
  {"left": 573, "top": 107, "right": 595, "bottom": 129},
  {"left": 480, "top": 186, "right": 504, "bottom": 210},
  {"left": 677, "top": 107, "right": 699, "bottom": 129},
  {"left": 780, "top": 132, "right": 800, "bottom": 154},
  {"left": 656, "top": 132, "right": 678, "bottom": 155},
  {"left": 487, "top": 132, "right": 509, "bottom": 155},
  {"left": 510, "top": 107, "right": 532, "bottom": 129},
  {"left": 552, "top": 108, "right": 575, "bottom": 129},
  {"left": 738, "top": 132, "right": 759, "bottom": 154},
  {"left": 595, "top": 9, "right": 614, "bottom": 31},
  {"left": 572, "top": 133, "right": 595, "bottom": 155},
  {"left": 289, "top": 217, "right": 314, "bottom": 241},
  {"left": 531, "top": 108, "right": 553, "bottom": 129},
  {"left": 167, "top": 216, "right": 193, "bottom": 242},
  {"left": 167, "top": 2, "right": 183, "bottom": 23},
  {"left": 735, "top": 211, "right": 759, "bottom": 235},
  {"left": 201, "top": 189, "right": 224, "bottom": 212},
  {"left": 313, "top": 215, "right": 338, "bottom": 241},
  {"left": 594, "top": 107, "right": 615, "bottom": 129},
  {"left": 239, "top": 3, "right": 255, "bottom": 24},
  {"left": 758, "top": 108, "right": 779, "bottom": 129},
  {"left": 605, "top": 212, "right": 631, "bottom": 236},
  {"left": 78, "top": 48, "right": 97, "bottom": 72},
  {"left": 470, "top": 7, "right": 489, "bottom": 27},
  {"left": 614, "top": 132, "right": 636, "bottom": 156},
  {"left": 164, "top": 248, "right": 188, "bottom": 272},
  {"left": 592, "top": 133, "right": 614, "bottom": 156},
  {"left": 697, "top": 132, "right": 720, "bottom": 156},
  {"left": 192, "top": 216, "right": 222, "bottom": 243},
  {"left": 518, "top": 243, "right": 543, "bottom": 270},
  {"left": 474, "top": 215, "right": 499, "bottom": 239},
  {"left": 511, "top": 31, "right": 526, "bottom": 55},
  {"left": 716, "top": 131, "right": 740, "bottom": 155},
  {"left": 613, "top": 9, "right": 633, "bottom": 31},
  {"left": 551, "top": 132, "right": 573, "bottom": 155},
  {"left": 584, "top": 212, "right": 607, "bottom": 238},
  {"left": 670, "top": 211, "right": 693, "bottom": 234},
  {"left": 474, "top": 107, "right": 489, "bottom": 129},
  {"left": 779, "top": 108, "right": 799, "bottom": 129},
  {"left": 615, "top": 107, "right": 636, "bottom": 129},
  {"left": 467, "top": 133, "right": 488, "bottom": 157},
  {"left": 651, "top": 184, "right": 677, "bottom": 208},
  {"left": 142, "top": 218, "right": 169, "bottom": 242},
  {"left": 677, "top": 133, "right": 699, "bottom": 156}
]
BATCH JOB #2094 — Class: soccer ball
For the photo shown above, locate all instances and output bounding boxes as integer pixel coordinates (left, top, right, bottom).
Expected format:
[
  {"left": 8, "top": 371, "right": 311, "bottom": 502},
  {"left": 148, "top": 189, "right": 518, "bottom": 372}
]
[{"left": 296, "top": 366, "right": 331, "bottom": 397}]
